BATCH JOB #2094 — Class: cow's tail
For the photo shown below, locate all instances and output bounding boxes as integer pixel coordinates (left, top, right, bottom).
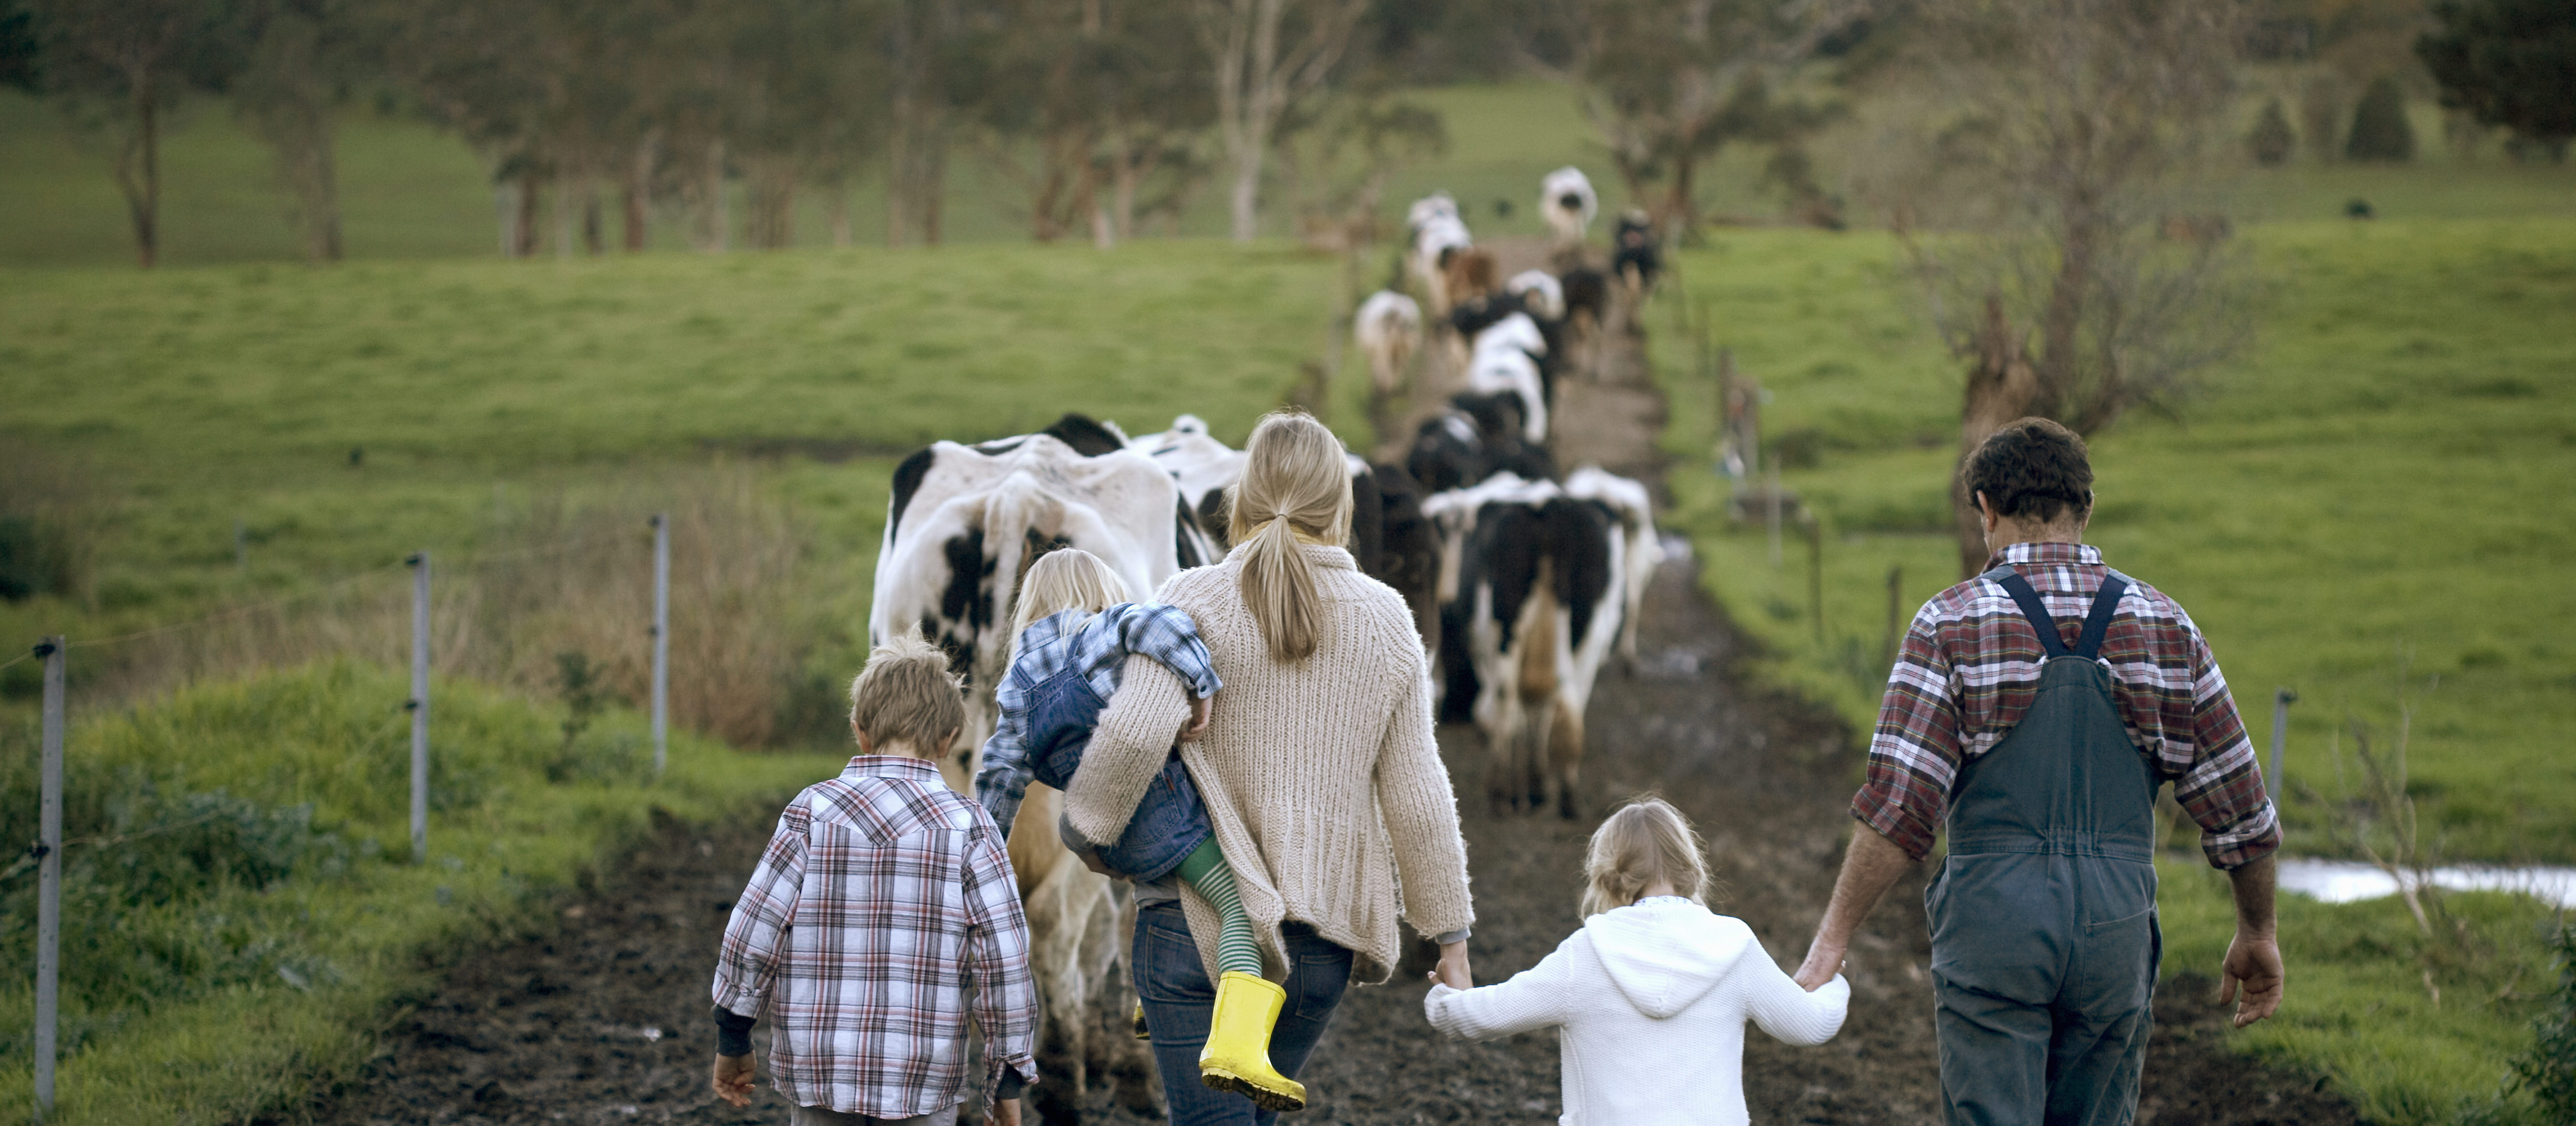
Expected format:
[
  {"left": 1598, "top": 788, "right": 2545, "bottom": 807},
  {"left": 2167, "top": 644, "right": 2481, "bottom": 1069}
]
[
  {"left": 1517, "top": 565, "right": 1561, "bottom": 813},
  {"left": 987, "top": 473, "right": 1065, "bottom": 638}
]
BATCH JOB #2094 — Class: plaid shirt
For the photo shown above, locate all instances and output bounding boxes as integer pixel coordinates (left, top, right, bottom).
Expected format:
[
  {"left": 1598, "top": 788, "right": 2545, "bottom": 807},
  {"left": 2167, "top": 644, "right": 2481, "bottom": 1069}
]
[
  {"left": 712, "top": 756, "right": 1039, "bottom": 1117},
  {"left": 1851, "top": 541, "right": 2281, "bottom": 870},
  {"left": 975, "top": 602, "right": 1223, "bottom": 833}
]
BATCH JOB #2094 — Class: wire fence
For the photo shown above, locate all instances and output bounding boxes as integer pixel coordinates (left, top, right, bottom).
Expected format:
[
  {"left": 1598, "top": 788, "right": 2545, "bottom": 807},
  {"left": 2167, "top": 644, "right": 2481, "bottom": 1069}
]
[{"left": 16, "top": 510, "right": 695, "bottom": 1123}]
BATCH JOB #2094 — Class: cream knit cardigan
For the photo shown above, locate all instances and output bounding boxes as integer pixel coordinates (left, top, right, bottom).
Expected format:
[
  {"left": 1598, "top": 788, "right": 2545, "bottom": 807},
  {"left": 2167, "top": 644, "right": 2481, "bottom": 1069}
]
[{"left": 1063, "top": 542, "right": 1473, "bottom": 985}]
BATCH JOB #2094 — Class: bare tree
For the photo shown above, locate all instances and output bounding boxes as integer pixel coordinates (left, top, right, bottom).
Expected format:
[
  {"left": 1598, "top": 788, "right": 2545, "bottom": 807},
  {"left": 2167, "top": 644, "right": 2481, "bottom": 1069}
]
[
  {"left": 884, "top": 0, "right": 959, "bottom": 247},
  {"left": 1546, "top": 0, "right": 1866, "bottom": 233},
  {"left": 1884, "top": 0, "right": 2256, "bottom": 577},
  {"left": 27, "top": 0, "right": 241, "bottom": 268},
  {"left": 1190, "top": 0, "right": 1369, "bottom": 243},
  {"left": 235, "top": 0, "right": 356, "bottom": 263}
]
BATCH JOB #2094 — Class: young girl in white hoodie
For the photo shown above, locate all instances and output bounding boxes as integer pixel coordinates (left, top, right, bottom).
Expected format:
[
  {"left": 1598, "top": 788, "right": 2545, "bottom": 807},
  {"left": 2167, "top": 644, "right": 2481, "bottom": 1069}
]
[{"left": 1423, "top": 798, "right": 1850, "bottom": 1126}]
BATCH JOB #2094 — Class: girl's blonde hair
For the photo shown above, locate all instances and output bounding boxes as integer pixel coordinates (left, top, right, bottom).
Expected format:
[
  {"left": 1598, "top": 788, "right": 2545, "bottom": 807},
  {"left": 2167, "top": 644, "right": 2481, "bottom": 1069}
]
[
  {"left": 1229, "top": 411, "right": 1352, "bottom": 662},
  {"left": 1580, "top": 797, "right": 1713, "bottom": 917},
  {"left": 1013, "top": 547, "right": 1131, "bottom": 649}
]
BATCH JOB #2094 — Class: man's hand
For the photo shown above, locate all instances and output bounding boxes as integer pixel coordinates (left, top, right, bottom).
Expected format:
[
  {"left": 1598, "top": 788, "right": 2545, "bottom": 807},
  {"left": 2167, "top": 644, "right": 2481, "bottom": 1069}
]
[
  {"left": 1432, "top": 939, "right": 1473, "bottom": 990},
  {"left": 1179, "top": 694, "right": 1213, "bottom": 742},
  {"left": 2220, "top": 853, "right": 2283, "bottom": 1027},
  {"left": 1795, "top": 826, "right": 1916, "bottom": 991},
  {"left": 1793, "top": 934, "right": 1848, "bottom": 992},
  {"left": 711, "top": 1053, "right": 757, "bottom": 1108},
  {"left": 990, "top": 1097, "right": 1023, "bottom": 1126},
  {"left": 2218, "top": 930, "right": 2284, "bottom": 1027}
]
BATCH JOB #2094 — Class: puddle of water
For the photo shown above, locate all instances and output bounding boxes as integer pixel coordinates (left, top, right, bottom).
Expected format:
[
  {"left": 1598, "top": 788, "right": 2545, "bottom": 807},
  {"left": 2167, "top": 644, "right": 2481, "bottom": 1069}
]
[{"left": 2274, "top": 857, "right": 2576, "bottom": 909}]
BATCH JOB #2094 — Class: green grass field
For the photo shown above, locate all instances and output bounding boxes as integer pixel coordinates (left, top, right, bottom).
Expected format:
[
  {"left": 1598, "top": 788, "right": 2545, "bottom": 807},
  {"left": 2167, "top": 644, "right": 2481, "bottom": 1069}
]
[{"left": 1643, "top": 219, "right": 2575, "bottom": 1121}]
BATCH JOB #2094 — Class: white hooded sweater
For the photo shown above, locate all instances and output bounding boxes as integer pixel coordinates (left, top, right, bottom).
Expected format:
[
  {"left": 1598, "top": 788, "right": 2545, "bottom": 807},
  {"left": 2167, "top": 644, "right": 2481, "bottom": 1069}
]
[{"left": 1424, "top": 898, "right": 1850, "bottom": 1126}]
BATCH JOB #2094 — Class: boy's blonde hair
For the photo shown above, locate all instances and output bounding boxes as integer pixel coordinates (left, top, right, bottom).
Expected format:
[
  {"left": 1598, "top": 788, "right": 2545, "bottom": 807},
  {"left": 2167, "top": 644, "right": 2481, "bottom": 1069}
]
[
  {"left": 1229, "top": 411, "right": 1352, "bottom": 662},
  {"left": 1580, "top": 797, "right": 1713, "bottom": 917},
  {"left": 848, "top": 628, "right": 967, "bottom": 754},
  {"left": 1012, "top": 548, "right": 1132, "bottom": 644}
]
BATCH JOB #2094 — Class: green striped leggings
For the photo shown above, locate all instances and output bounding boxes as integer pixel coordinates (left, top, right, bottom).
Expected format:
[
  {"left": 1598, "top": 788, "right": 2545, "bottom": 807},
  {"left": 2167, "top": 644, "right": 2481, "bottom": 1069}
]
[{"left": 1175, "top": 838, "right": 1263, "bottom": 977}]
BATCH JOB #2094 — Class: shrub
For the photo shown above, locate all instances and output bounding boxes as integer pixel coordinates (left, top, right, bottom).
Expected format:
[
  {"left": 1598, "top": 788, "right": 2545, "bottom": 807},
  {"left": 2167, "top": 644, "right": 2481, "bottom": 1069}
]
[
  {"left": 2249, "top": 98, "right": 2297, "bottom": 166},
  {"left": 2515, "top": 921, "right": 2576, "bottom": 1118},
  {"left": 2347, "top": 76, "right": 2418, "bottom": 163}
]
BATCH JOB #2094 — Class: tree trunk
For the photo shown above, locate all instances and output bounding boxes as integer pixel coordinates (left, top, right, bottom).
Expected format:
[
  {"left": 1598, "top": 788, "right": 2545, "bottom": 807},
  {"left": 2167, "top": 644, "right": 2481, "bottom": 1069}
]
[
  {"left": 581, "top": 177, "right": 603, "bottom": 255},
  {"left": 115, "top": 73, "right": 161, "bottom": 269},
  {"left": 696, "top": 138, "right": 729, "bottom": 253},
  {"left": 623, "top": 140, "right": 651, "bottom": 251},
  {"left": 306, "top": 131, "right": 343, "bottom": 262},
  {"left": 514, "top": 166, "right": 542, "bottom": 257},
  {"left": 1952, "top": 292, "right": 2043, "bottom": 577},
  {"left": 1226, "top": 138, "right": 1264, "bottom": 242},
  {"left": 555, "top": 175, "right": 575, "bottom": 258},
  {"left": 825, "top": 175, "right": 852, "bottom": 248}
]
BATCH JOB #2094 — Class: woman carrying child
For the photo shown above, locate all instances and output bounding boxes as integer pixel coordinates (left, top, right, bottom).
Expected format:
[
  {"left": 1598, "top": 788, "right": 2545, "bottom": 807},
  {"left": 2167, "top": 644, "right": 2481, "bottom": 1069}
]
[
  {"left": 1423, "top": 798, "right": 1849, "bottom": 1126},
  {"left": 1057, "top": 411, "right": 1476, "bottom": 1125}
]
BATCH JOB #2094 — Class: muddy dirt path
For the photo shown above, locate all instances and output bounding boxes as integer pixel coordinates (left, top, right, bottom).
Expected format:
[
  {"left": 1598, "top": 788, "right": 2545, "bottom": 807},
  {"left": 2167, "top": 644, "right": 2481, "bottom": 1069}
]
[{"left": 313, "top": 239, "right": 2356, "bottom": 1126}]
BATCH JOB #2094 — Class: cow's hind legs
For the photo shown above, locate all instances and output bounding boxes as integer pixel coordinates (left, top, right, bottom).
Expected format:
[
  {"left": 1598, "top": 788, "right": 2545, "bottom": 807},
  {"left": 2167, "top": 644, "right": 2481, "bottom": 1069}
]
[{"left": 1547, "top": 704, "right": 1585, "bottom": 820}]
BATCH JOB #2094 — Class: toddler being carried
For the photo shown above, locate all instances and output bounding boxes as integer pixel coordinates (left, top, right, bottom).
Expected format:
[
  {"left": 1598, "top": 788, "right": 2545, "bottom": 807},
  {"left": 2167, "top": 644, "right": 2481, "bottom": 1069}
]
[{"left": 976, "top": 548, "right": 1309, "bottom": 1113}]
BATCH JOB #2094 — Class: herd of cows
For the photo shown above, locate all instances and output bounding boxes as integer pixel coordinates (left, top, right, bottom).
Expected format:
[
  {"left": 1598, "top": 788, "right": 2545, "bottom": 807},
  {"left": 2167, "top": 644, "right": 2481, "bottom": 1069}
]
[{"left": 859, "top": 168, "right": 1669, "bottom": 1116}]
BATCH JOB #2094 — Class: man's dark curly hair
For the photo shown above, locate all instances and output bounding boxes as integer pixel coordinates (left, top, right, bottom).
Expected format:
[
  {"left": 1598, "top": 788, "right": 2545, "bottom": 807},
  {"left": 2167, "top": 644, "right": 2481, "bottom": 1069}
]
[{"left": 1964, "top": 418, "right": 2093, "bottom": 525}]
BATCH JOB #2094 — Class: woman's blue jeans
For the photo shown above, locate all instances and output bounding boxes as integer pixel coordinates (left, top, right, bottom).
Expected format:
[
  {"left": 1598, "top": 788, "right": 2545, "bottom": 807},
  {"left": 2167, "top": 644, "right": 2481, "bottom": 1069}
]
[{"left": 1133, "top": 901, "right": 1352, "bottom": 1125}]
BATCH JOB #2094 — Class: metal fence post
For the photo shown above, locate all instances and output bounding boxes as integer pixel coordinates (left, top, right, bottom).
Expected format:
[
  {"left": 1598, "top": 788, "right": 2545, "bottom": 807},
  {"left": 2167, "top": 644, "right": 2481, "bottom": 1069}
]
[
  {"left": 2269, "top": 688, "right": 2297, "bottom": 795},
  {"left": 33, "top": 637, "right": 64, "bottom": 1123},
  {"left": 407, "top": 552, "right": 430, "bottom": 865},
  {"left": 651, "top": 513, "right": 669, "bottom": 776}
]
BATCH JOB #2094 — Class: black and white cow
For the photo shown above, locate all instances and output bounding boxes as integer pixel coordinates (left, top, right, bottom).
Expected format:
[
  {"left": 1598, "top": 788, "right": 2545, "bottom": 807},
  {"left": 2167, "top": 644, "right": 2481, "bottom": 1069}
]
[
  {"left": 1421, "top": 474, "right": 1633, "bottom": 819},
  {"left": 1406, "top": 393, "right": 1556, "bottom": 496},
  {"left": 1126, "top": 414, "right": 1440, "bottom": 644},
  {"left": 1563, "top": 466, "right": 1664, "bottom": 671},
  {"left": 874, "top": 413, "right": 1177, "bottom": 1120},
  {"left": 873, "top": 413, "right": 1195, "bottom": 789}
]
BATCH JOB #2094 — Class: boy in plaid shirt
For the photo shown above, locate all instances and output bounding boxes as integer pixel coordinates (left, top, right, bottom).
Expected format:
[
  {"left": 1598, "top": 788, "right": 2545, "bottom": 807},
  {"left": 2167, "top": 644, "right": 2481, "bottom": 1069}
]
[{"left": 710, "top": 630, "right": 1040, "bottom": 1125}]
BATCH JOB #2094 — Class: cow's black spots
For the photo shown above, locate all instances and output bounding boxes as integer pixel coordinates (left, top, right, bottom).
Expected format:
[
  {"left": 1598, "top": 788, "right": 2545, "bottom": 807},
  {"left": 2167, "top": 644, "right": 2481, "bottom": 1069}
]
[
  {"left": 937, "top": 527, "right": 996, "bottom": 675},
  {"left": 889, "top": 446, "right": 938, "bottom": 542},
  {"left": 1040, "top": 412, "right": 1127, "bottom": 457}
]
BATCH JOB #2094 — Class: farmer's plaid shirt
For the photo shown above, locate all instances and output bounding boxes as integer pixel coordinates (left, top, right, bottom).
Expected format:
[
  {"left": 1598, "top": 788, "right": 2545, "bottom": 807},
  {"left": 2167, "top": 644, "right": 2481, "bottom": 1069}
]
[
  {"left": 975, "top": 602, "right": 1223, "bottom": 833},
  {"left": 1852, "top": 541, "right": 2282, "bottom": 870},
  {"left": 712, "top": 756, "right": 1039, "bottom": 1117}
]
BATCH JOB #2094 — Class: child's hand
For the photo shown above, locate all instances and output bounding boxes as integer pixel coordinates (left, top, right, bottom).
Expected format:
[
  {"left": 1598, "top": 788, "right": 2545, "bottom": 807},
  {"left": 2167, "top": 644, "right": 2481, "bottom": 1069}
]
[
  {"left": 710, "top": 1053, "right": 758, "bottom": 1108},
  {"left": 1179, "top": 694, "right": 1213, "bottom": 741}
]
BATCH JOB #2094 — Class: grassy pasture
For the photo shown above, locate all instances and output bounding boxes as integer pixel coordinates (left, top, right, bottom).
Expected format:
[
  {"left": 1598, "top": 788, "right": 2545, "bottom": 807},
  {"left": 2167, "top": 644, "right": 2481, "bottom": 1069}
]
[
  {"left": 1645, "top": 218, "right": 2576, "bottom": 1120},
  {"left": 0, "top": 241, "right": 1347, "bottom": 706}
]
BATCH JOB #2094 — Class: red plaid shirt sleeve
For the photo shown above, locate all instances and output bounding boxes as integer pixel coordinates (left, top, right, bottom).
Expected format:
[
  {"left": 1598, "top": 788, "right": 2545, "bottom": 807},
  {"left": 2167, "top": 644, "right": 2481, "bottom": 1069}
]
[
  {"left": 711, "top": 804, "right": 807, "bottom": 1019},
  {"left": 1853, "top": 606, "right": 1964, "bottom": 861},
  {"left": 962, "top": 823, "right": 1041, "bottom": 1108},
  {"left": 1849, "top": 542, "right": 2280, "bottom": 870}
]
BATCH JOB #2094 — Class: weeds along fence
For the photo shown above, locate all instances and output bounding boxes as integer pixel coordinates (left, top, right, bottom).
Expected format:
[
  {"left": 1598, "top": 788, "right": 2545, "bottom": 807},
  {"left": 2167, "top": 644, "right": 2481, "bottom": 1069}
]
[{"left": 19, "top": 469, "right": 829, "bottom": 752}]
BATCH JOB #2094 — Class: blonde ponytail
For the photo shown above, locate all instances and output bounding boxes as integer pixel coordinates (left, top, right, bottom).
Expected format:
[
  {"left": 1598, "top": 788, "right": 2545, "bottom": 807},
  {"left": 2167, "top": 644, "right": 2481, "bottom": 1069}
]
[{"left": 1230, "top": 411, "right": 1352, "bottom": 662}]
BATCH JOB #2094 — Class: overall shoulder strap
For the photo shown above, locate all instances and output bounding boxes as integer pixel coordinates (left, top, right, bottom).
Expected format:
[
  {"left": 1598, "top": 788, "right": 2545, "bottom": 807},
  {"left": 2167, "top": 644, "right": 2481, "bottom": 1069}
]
[
  {"left": 2073, "top": 571, "right": 2132, "bottom": 661},
  {"left": 1982, "top": 565, "right": 2066, "bottom": 659}
]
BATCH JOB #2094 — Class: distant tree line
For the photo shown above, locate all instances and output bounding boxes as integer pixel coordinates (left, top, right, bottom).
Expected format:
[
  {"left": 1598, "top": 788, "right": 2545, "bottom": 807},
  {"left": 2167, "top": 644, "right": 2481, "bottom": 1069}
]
[
  {"left": 0, "top": 0, "right": 1912, "bottom": 266},
  {"left": 1, "top": 0, "right": 2563, "bottom": 267}
]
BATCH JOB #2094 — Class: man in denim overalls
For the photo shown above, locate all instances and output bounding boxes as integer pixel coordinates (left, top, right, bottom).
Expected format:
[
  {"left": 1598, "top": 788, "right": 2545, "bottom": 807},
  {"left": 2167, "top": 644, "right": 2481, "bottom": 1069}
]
[{"left": 1793, "top": 419, "right": 2286, "bottom": 1125}]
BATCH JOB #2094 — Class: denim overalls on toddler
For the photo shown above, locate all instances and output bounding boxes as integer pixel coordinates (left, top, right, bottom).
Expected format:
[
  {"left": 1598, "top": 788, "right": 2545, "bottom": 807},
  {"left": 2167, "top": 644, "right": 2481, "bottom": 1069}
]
[{"left": 976, "top": 603, "right": 1220, "bottom": 881}]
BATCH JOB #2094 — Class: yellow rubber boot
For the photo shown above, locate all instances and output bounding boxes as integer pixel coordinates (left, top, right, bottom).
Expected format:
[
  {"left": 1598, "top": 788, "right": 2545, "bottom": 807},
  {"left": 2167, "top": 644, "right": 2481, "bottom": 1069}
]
[
  {"left": 1133, "top": 999, "right": 1151, "bottom": 1041},
  {"left": 1199, "top": 971, "right": 1306, "bottom": 1112}
]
